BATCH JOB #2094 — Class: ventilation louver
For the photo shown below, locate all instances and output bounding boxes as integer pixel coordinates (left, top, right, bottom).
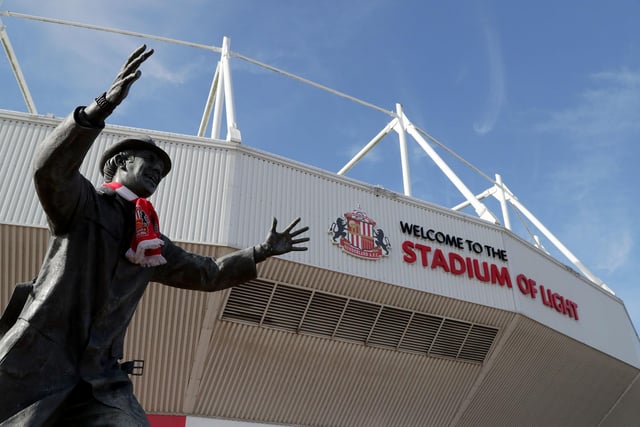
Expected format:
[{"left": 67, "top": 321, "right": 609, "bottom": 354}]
[{"left": 221, "top": 280, "right": 498, "bottom": 364}]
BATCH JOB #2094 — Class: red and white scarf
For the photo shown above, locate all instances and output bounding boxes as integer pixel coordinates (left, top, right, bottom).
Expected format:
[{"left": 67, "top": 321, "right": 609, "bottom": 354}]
[{"left": 103, "top": 182, "right": 167, "bottom": 267}]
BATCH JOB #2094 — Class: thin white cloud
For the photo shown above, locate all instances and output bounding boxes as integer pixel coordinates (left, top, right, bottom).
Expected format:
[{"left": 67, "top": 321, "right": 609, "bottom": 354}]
[
  {"left": 560, "top": 206, "right": 634, "bottom": 272},
  {"left": 596, "top": 230, "right": 632, "bottom": 273},
  {"left": 534, "top": 68, "right": 640, "bottom": 278},
  {"left": 536, "top": 68, "right": 640, "bottom": 140},
  {"left": 473, "top": 25, "right": 506, "bottom": 135},
  {"left": 6, "top": 0, "right": 214, "bottom": 87}
]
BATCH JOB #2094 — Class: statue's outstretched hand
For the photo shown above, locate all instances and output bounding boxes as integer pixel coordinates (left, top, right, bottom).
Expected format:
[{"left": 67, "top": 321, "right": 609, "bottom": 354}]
[
  {"left": 254, "top": 217, "right": 309, "bottom": 262},
  {"left": 84, "top": 45, "right": 154, "bottom": 122},
  {"left": 105, "top": 44, "right": 154, "bottom": 106}
]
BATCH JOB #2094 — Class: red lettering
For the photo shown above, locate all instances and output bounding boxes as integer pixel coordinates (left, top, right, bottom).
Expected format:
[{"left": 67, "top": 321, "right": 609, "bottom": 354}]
[
  {"left": 431, "top": 249, "right": 449, "bottom": 272},
  {"left": 542, "top": 286, "right": 553, "bottom": 308},
  {"left": 565, "top": 300, "right": 579, "bottom": 321},
  {"left": 490, "top": 265, "right": 512, "bottom": 288},
  {"left": 402, "top": 240, "right": 417, "bottom": 263},
  {"left": 516, "top": 274, "right": 537, "bottom": 298},
  {"left": 473, "top": 259, "right": 490, "bottom": 282},
  {"left": 465, "top": 257, "right": 474, "bottom": 279},
  {"left": 539, "top": 285, "right": 579, "bottom": 321},
  {"left": 403, "top": 241, "right": 432, "bottom": 266},
  {"left": 552, "top": 293, "right": 566, "bottom": 314},
  {"left": 415, "top": 243, "right": 431, "bottom": 266},
  {"left": 401, "top": 239, "right": 519, "bottom": 298},
  {"left": 517, "top": 274, "right": 529, "bottom": 295},
  {"left": 449, "top": 252, "right": 466, "bottom": 275}
]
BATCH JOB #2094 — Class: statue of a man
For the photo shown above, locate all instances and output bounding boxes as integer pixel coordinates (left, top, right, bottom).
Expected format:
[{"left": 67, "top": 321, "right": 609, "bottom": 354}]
[{"left": 0, "top": 45, "right": 309, "bottom": 426}]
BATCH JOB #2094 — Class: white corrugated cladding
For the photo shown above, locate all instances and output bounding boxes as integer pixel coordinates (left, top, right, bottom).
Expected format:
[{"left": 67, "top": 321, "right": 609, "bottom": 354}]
[
  {"left": 223, "top": 144, "right": 640, "bottom": 368},
  {"left": 0, "top": 109, "right": 240, "bottom": 244},
  {"left": 505, "top": 232, "right": 640, "bottom": 367},
  {"left": 229, "top": 149, "right": 516, "bottom": 308},
  {"left": 0, "top": 111, "right": 51, "bottom": 226}
]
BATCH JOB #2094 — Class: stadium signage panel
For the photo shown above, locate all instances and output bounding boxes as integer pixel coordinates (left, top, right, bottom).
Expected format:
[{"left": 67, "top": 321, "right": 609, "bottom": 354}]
[
  {"left": 328, "top": 210, "right": 580, "bottom": 322},
  {"left": 399, "top": 221, "right": 580, "bottom": 321}
]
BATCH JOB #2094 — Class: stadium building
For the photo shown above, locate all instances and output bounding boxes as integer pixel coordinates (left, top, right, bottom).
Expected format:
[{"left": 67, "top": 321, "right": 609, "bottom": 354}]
[{"left": 1, "top": 12, "right": 639, "bottom": 427}]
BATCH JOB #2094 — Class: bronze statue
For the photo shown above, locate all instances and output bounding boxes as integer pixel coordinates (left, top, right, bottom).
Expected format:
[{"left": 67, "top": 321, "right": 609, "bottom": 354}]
[{"left": 0, "top": 45, "right": 309, "bottom": 426}]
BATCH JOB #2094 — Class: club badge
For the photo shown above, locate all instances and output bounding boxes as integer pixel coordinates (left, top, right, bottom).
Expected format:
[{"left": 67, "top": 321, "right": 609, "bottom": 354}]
[{"left": 329, "top": 207, "right": 390, "bottom": 260}]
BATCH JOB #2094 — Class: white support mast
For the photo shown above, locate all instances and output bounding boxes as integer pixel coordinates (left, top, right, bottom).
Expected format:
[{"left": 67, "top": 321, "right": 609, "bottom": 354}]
[
  {"left": 395, "top": 104, "right": 412, "bottom": 196},
  {"left": 337, "top": 118, "right": 397, "bottom": 176},
  {"left": 451, "top": 175, "right": 612, "bottom": 293},
  {"left": 402, "top": 115, "right": 499, "bottom": 224},
  {"left": 198, "top": 62, "right": 220, "bottom": 138},
  {"left": 338, "top": 109, "right": 499, "bottom": 224},
  {"left": 198, "top": 36, "right": 241, "bottom": 143},
  {"left": 339, "top": 105, "right": 610, "bottom": 292},
  {"left": 0, "top": 15, "right": 36, "bottom": 113}
]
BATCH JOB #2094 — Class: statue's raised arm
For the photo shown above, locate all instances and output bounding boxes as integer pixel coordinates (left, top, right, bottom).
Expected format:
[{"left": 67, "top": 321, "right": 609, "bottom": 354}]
[{"left": 84, "top": 45, "right": 154, "bottom": 124}]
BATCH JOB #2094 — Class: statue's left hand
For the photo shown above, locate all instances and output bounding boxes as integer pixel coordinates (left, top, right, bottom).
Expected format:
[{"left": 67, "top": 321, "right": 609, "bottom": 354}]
[{"left": 255, "top": 217, "right": 309, "bottom": 262}]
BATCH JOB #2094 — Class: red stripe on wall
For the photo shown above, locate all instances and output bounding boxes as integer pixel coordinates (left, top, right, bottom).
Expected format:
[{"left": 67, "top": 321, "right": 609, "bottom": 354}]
[{"left": 147, "top": 414, "right": 187, "bottom": 427}]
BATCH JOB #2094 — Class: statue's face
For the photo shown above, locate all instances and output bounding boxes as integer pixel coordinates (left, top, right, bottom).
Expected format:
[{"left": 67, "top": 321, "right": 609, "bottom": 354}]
[{"left": 115, "top": 149, "right": 165, "bottom": 198}]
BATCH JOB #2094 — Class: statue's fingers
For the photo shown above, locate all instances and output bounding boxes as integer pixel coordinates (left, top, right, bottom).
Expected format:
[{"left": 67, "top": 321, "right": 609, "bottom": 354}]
[
  {"left": 119, "top": 46, "right": 146, "bottom": 77},
  {"left": 121, "top": 46, "right": 153, "bottom": 79},
  {"left": 130, "top": 44, "right": 148, "bottom": 59},
  {"left": 291, "top": 237, "right": 310, "bottom": 245},
  {"left": 270, "top": 217, "right": 278, "bottom": 233},
  {"left": 121, "top": 70, "right": 142, "bottom": 86},
  {"left": 283, "top": 217, "right": 301, "bottom": 233},
  {"left": 132, "top": 48, "right": 154, "bottom": 68},
  {"left": 290, "top": 226, "right": 309, "bottom": 237},
  {"left": 289, "top": 246, "right": 308, "bottom": 251},
  {"left": 126, "top": 45, "right": 149, "bottom": 65}
]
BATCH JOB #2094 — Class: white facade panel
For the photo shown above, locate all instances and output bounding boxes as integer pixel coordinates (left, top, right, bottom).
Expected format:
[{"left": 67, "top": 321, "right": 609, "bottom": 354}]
[
  {"left": 0, "top": 112, "right": 51, "bottom": 227},
  {"left": 228, "top": 150, "right": 517, "bottom": 313},
  {"left": 224, "top": 150, "right": 640, "bottom": 367},
  {"left": 505, "top": 234, "right": 640, "bottom": 367},
  {"left": 151, "top": 140, "right": 237, "bottom": 245},
  {"left": 0, "top": 110, "right": 239, "bottom": 244}
]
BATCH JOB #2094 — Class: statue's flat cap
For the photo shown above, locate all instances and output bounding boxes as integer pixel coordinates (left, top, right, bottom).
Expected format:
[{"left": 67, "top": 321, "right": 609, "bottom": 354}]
[{"left": 100, "top": 135, "right": 172, "bottom": 177}]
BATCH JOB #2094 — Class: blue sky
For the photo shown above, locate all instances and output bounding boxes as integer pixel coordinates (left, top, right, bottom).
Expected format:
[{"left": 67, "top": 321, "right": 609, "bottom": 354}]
[{"left": 1, "top": 1, "right": 639, "bottom": 331}]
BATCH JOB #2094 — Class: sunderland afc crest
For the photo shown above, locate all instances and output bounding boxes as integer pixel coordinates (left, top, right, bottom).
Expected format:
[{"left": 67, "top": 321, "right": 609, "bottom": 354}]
[{"left": 329, "top": 208, "right": 390, "bottom": 260}]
